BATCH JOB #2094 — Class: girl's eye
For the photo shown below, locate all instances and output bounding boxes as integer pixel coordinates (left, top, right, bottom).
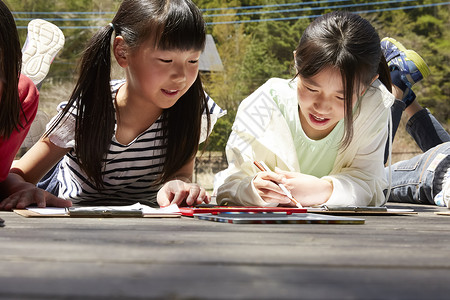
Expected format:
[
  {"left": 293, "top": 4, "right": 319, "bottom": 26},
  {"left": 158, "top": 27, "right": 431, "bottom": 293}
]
[
  {"left": 336, "top": 96, "right": 344, "bottom": 101},
  {"left": 189, "top": 60, "right": 199, "bottom": 64},
  {"left": 159, "top": 59, "right": 172, "bottom": 63},
  {"left": 306, "top": 86, "right": 318, "bottom": 93}
]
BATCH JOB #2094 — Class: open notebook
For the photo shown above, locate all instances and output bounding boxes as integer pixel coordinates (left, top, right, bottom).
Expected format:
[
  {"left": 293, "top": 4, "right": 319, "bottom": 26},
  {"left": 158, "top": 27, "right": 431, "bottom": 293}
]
[{"left": 14, "top": 203, "right": 181, "bottom": 218}]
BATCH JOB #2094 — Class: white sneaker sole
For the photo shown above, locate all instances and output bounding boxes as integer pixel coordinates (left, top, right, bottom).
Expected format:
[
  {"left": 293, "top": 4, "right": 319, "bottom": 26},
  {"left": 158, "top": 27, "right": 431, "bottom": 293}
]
[{"left": 22, "top": 19, "right": 65, "bottom": 86}]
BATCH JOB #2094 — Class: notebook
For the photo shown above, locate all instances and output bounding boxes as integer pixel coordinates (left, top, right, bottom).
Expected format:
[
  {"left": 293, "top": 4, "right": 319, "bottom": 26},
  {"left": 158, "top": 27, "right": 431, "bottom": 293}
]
[
  {"left": 194, "top": 212, "right": 365, "bottom": 224},
  {"left": 14, "top": 203, "right": 181, "bottom": 218},
  {"left": 180, "top": 206, "right": 307, "bottom": 216}
]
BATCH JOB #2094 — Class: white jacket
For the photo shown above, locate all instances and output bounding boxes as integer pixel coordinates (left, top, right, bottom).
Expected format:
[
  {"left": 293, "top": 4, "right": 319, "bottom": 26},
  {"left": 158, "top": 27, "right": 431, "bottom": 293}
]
[{"left": 214, "top": 78, "right": 394, "bottom": 207}]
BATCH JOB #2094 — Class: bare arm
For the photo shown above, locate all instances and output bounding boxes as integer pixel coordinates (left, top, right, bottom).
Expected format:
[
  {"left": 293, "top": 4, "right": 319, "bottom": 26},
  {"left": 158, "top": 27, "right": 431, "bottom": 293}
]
[
  {"left": 0, "top": 138, "right": 72, "bottom": 210},
  {"left": 11, "top": 137, "right": 70, "bottom": 184}
]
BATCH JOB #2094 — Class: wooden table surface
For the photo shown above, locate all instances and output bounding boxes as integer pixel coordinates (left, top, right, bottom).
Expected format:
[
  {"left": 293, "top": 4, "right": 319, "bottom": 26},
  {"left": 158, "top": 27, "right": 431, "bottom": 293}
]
[{"left": 1, "top": 203, "right": 450, "bottom": 299}]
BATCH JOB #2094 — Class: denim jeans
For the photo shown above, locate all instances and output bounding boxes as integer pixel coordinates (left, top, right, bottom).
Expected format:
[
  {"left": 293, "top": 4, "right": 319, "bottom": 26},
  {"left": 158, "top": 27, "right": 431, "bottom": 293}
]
[
  {"left": 385, "top": 101, "right": 450, "bottom": 163},
  {"left": 387, "top": 142, "right": 450, "bottom": 205},
  {"left": 385, "top": 101, "right": 450, "bottom": 205},
  {"left": 406, "top": 108, "right": 450, "bottom": 152},
  {"left": 393, "top": 101, "right": 449, "bottom": 151},
  {"left": 36, "top": 160, "right": 61, "bottom": 195}
]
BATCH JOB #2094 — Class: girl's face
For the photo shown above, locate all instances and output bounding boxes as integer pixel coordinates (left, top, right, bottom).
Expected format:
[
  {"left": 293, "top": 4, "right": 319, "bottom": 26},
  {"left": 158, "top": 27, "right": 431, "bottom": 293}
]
[
  {"left": 121, "top": 39, "right": 201, "bottom": 110},
  {"left": 297, "top": 66, "right": 358, "bottom": 140}
]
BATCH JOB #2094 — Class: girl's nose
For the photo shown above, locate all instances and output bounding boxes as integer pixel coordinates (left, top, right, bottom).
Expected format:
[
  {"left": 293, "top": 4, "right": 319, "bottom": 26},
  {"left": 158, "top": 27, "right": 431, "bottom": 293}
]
[
  {"left": 172, "top": 64, "right": 186, "bottom": 83},
  {"left": 313, "top": 97, "right": 331, "bottom": 113}
]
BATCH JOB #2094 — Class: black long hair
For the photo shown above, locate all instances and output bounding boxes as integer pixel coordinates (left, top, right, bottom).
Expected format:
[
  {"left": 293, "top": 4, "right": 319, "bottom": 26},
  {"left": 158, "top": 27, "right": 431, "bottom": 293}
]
[
  {"left": 294, "top": 11, "right": 391, "bottom": 148},
  {"left": 45, "top": 0, "right": 208, "bottom": 189},
  {"left": 0, "top": 0, "right": 25, "bottom": 139}
]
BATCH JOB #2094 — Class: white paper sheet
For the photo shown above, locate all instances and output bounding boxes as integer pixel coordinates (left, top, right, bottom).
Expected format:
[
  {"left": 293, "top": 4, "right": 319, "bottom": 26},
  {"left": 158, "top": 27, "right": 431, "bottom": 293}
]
[
  {"left": 26, "top": 207, "right": 68, "bottom": 215},
  {"left": 26, "top": 203, "right": 181, "bottom": 216}
]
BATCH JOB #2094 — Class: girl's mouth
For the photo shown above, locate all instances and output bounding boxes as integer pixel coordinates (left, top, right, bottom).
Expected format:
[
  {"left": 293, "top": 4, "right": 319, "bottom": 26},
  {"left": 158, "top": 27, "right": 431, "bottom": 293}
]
[
  {"left": 162, "top": 89, "right": 179, "bottom": 96},
  {"left": 309, "top": 113, "right": 329, "bottom": 125}
]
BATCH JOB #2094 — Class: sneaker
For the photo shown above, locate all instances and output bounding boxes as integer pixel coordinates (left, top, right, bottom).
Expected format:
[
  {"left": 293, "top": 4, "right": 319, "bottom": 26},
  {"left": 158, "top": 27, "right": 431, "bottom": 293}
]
[
  {"left": 381, "top": 37, "right": 430, "bottom": 107},
  {"left": 434, "top": 166, "right": 450, "bottom": 208},
  {"left": 443, "top": 167, "right": 450, "bottom": 208},
  {"left": 22, "top": 19, "right": 65, "bottom": 87},
  {"left": 381, "top": 37, "right": 430, "bottom": 87}
]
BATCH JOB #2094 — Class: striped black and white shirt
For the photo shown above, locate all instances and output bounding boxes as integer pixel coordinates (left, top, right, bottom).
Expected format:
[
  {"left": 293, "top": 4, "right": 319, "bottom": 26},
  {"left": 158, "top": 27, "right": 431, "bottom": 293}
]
[{"left": 47, "top": 80, "right": 225, "bottom": 206}]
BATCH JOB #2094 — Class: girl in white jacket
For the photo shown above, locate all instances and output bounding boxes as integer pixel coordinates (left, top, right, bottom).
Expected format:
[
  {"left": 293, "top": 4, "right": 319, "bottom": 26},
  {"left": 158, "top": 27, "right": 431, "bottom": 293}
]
[{"left": 215, "top": 11, "right": 395, "bottom": 207}]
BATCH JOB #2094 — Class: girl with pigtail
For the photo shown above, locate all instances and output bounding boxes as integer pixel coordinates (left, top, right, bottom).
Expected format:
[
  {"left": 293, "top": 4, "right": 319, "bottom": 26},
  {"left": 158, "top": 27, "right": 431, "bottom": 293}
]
[{"left": 0, "top": 0, "right": 223, "bottom": 210}]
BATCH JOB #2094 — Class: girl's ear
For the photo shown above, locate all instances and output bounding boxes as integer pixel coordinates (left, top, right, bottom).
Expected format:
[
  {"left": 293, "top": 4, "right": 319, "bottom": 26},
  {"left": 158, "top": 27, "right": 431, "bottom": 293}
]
[
  {"left": 360, "top": 74, "right": 380, "bottom": 96},
  {"left": 370, "top": 74, "right": 380, "bottom": 85},
  {"left": 113, "top": 36, "right": 128, "bottom": 67}
]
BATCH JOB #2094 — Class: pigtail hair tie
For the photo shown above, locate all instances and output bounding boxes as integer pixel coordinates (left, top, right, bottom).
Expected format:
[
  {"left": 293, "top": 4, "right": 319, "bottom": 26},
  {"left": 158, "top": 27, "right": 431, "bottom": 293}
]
[{"left": 109, "top": 23, "right": 115, "bottom": 31}]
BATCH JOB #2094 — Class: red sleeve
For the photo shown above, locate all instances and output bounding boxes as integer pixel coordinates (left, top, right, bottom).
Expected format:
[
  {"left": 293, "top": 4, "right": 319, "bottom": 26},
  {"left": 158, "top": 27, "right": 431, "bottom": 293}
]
[{"left": 0, "top": 74, "right": 39, "bottom": 181}]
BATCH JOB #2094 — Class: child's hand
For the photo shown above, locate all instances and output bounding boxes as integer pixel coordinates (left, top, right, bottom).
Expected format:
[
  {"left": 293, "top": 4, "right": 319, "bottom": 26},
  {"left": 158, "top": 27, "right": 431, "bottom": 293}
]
[
  {"left": 253, "top": 170, "right": 293, "bottom": 205},
  {"left": 157, "top": 179, "right": 211, "bottom": 207},
  {"left": 0, "top": 182, "right": 72, "bottom": 211},
  {"left": 275, "top": 168, "right": 332, "bottom": 207}
]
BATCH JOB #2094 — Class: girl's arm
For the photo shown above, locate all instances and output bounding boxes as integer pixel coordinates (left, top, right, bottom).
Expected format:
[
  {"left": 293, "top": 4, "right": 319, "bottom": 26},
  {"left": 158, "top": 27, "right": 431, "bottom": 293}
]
[
  {"left": 156, "top": 157, "right": 210, "bottom": 207},
  {"left": 11, "top": 138, "right": 70, "bottom": 184},
  {"left": 0, "top": 138, "right": 72, "bottom": 210}
]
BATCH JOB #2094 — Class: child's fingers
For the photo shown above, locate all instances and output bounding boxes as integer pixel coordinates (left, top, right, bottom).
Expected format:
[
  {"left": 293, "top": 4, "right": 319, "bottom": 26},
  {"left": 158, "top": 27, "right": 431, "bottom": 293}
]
[
  {"left": 258, "top": 189, "right": 292, "bottom": 205},
  {"left": 33, "top": 189, "right": 47, "bottom": 208},
  {"left": 185, "top": 184, "right": 200, "bottom": 205},
  {"left": 1, "top": 189, "right": 37, "bottom": 210},
  {"left": 10, "top": 189, "right": 43, "bottom": 209},
  {"left": 157, "top": 187, "right": 172, "bottom": 207},
  {"left": 157, "top": 180, "right": 209, "bottom": 207},
  {"left": 158, "top": 198, "right": 171, "bottom": 207},
  {"left": 193, "top": 187, "right": 209, "bottom": 205},
  {"left": 0, "top": 197, "right": 8, "bottom": 210},
  {"left": 258, "top": 170, "right": 284, "bottom": 182},
  {"left": 274, "top": 167, "right": 293, "bottom": 177},
  {"left": 157, "top": 180, "right": 183, "bottom": 207},
  {"left": 254, "top": 173, "right": 285, "bottom": 195},
  {"left": 0, "top": 196, "right": 16, "bottom": 211},
  {"left": 254, "top": 181, "right": 292, "bottom": 204},
  {"left": 170, "top": 190, "right": 189, "bottom": 206},
  {"left": 203, "top": 194, "right": 211, "bottom": 204},
  {"left": 186, "top": 184, "right": 210, "bottom": 205}
]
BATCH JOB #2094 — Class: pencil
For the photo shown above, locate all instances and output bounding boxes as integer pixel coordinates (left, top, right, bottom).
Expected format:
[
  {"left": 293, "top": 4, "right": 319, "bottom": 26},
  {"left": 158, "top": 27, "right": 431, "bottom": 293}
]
[{"left": 253, "top": 161, "right": 303, "bottom": 208}]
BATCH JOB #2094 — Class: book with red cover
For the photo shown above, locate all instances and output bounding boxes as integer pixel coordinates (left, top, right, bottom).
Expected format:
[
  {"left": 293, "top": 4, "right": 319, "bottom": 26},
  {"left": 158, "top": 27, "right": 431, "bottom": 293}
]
[{"left": 179, "top": 206, "right": 307, "bottom": 217}]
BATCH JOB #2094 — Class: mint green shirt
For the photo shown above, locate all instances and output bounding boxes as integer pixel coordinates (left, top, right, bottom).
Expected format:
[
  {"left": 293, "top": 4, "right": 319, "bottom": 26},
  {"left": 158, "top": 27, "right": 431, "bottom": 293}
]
[{"left": 270, "top": 86, "right": 344, "bottom": 178}]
